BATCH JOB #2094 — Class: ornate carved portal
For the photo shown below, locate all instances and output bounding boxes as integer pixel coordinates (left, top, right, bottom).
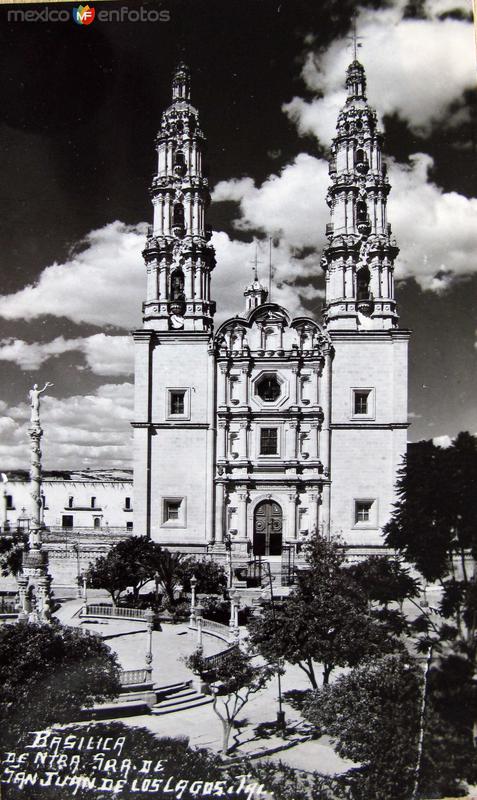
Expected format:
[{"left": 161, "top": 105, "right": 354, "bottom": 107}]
[{"left": 253, "top": 500, "right": 283, "bottom": 556}]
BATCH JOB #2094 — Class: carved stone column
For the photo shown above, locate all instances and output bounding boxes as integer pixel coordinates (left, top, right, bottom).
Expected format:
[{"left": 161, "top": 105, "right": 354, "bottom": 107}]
[
  {"left": 310, "top": 423, "right": 319, "bottom": 461},
  {"left": 219, "top": 365, "right": 228, "bottom": 406},
  {"left": 238, "top": 491, "right": 248, "bottom": 539},
  {"left": 287, "top": 492, "right": 297, "bottom": 540},
  {"left": 215, "top": 481, "right": 226, "bottom": 543},
  {"left": 285, "top": 421, "right": 297, "bottom": 460},
  {"left": 308, "top": 492, "right": 319, "bottom": 535},
  {"left": 217, "top": 420, "right": 227, "bottom": 460},
  {"left": 290, "top": 367, "right": 299, "bottom": 405},
  {"left": 17, "top": 575, "right": 29, "bottom": 620},
  {"left": 238, "top": 366, "right": 248, "bottom": 406},
  {"left": 312, "top": 366, "right": 320, "bottom": 405},
  {"left": 239, "top": 421, "right": 248, "bottom": 460}
]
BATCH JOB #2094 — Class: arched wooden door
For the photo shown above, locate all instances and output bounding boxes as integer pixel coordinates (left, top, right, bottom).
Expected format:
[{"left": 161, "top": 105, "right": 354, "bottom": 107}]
[{"left": 253, "top": 501, "right": 283, "bottom": 556}]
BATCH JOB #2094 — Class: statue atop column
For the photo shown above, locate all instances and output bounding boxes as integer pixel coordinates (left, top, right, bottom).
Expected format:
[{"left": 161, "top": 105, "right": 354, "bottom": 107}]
[
  {"left": 17, "top": 381, "right": 54, "bottom": 623},
  {"left": 29, "top": 382, "right": 53, "bottom": 425}
]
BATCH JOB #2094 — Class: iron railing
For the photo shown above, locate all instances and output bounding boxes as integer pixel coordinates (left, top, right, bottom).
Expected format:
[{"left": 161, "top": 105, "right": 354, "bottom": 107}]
[{"left": 81, "top": 604, "right": 147, "bottom": 621}]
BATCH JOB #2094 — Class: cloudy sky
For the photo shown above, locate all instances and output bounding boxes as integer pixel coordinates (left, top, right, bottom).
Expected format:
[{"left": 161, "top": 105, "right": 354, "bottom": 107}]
[{"left": 0, "top": 0, "right": 475, "bottom": 468}]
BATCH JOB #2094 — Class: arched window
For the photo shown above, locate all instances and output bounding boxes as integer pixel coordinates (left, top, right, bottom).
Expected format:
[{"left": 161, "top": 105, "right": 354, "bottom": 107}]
[
  {"left": 356, "top": 200, "right": 368, "bottom": 223},
  {"left": 170, "top": 269, "right": 185, "bottom": 301},
  {"left": 357, "top": 266, "right": 371, "bottom": 301},
  {"left": 172, "top": 202, "right": 184, "bottom": 227},
  {"left": 173, "top": 150, "right": 186, "bottom": 176}
]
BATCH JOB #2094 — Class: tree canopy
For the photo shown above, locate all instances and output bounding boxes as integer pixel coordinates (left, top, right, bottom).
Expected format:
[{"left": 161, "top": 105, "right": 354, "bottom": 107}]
[
  {"left": 185, "top": 646, "right": 275, "bottom": 754},
  {"left": 248, "top": 535, "right": 402, "bottom": 687},
  {"left": 0, "top": 621, "right": 121, "bottom": 747},
  {"left": 304, "top": 653, "right": 422, "bottom": 800},
  {"left": 384, "top": 433, "right": 477, "bottom": 653}
]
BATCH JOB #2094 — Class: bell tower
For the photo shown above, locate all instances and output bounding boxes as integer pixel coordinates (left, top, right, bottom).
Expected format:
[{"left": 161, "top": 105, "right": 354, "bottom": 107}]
[
  {"left": 133, "top": 64, "right": 216, "bottom": 546},
  {"left": 323, "top": 57, "right": 410, "bottom": 548},
  {"left": 322, "top": 59, "right": 399, "bottom": 331},
  {"left": 143, "top": 62, "right": 216, "bottom": 332}
]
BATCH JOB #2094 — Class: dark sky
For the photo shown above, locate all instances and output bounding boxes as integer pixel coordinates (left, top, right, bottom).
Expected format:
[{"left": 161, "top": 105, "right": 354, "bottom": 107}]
[{"left": 0, "top": 0, "right": 475, "bottom": 467}]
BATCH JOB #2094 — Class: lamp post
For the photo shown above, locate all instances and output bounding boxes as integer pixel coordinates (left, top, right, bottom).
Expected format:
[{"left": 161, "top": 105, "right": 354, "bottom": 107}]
[
  {"left": 225, "top": 534, "right": 232, "bottom": 588},
  {"left": 73, "top": 544, "right": 81, "bottom": 597},
  {"left": 82, "top": 573, "right": 88, "bottom": 602},
  {"left": 249, "top": 558, "right": 285, "bottom": 730},
  {"left": 194, "top": 603, "right": 204, "bottom": 650},
  {"left": 144, "top": 607, "right": 154, "bottom": 681},
  {"left": 190, "top": 573, "right": 197, "bottom": 611},
  {"left": 189, "top": 574, "right": 197, "bottom": 627},
  {"left": 154, "top": 570, "right": 160, "bottom": 604}
]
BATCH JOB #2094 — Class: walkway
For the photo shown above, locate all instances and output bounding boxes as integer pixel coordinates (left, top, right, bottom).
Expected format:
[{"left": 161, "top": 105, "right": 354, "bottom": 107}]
[{"left": 54, "top": 598, "right": 353, "bottom": 776}]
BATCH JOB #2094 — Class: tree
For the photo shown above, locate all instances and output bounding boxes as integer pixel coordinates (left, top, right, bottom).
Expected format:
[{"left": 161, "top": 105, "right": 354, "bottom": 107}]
[
  {"left": 179, "top": 557, "right": 227, "bottom": 595},
  {"left": 248, "top": 535, "right": 402, "bottom": 687},
  {"left": 153, "top": 548, "right": 185, "bottom": 606},
  {"left": 384, "top": 433, "right": 477, "bottom": 651},
  {"left": 0, "top": 621, "right": 121, "bottom": 747},
  {"left": 185, "top": 646, "right": 275, "bottom": 754},
  {"left": 346, "top": 556, "right": 419, "bottom": 609},
  {"left": 0, "top": 530, "right": 27, "bottom": 577},
  {"left": 304, "top": 654, "right": 423, "bottom": 800},
  {"left": 86, "top": 535, "right": 161, "bottom": 604}
]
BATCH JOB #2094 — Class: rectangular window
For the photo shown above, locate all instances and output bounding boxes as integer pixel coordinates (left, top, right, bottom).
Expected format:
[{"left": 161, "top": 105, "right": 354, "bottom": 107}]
[
  {"left": 165, "top": 500, "right": 181, "bottom": 521},
  {"left": 170, "top": 391, "right": 185, "bottom": 416},
  {"left": 126, "top": 521, "right": 133, "bottom": 531},
  {"left": 125, "top": 497, "right": 131, "bottom": 510},
  {"left": 91, "top": 496, "right": 96, "bottom": 508},
  {"left": 68, "top": 496, "right": 74, "bottom": 509},
  {"left": 260, "top": 427, "right": 278, "bottom": 455},
  {"left": 354, "top": 390, "right": 370, "bottom": 415},
  {"left": 5, "top": 495, "right": 13, "bottom": 510},
  {"left": 355, "top": 501, "right": 373, "bottom": 523},
  {"left": 62, "top": 515, "right": 74, "bottom": 529}
]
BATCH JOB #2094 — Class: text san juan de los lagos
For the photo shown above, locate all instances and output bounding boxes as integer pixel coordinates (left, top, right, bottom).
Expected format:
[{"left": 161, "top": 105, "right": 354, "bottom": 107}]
[{"left": 1, "top": 732, "right": 267, "bottom": 798}]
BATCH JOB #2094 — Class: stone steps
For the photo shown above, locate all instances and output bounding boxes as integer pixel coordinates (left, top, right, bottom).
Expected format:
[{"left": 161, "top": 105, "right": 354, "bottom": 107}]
[{"left": 151, "top": 681, "right": 213, "bottom": 716}]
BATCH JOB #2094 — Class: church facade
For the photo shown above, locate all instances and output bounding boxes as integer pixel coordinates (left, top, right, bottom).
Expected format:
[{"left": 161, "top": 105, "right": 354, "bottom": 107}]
[{"left": 132, "top": 60, "right": 410, "bottom": 564}]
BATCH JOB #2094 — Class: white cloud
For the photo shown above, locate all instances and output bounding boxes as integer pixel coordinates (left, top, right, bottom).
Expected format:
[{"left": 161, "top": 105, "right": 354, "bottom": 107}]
[
  {"left": 283, "top": 7, "right": 476, "bottom": 145},
  {"left": 212, "top": 154, "right": 329, "bottom": 319},
  {"left": 213, "top": 150, "right": 477, "bottom": 292},
  {"left": 212, "top": 230, "right": 324, "bottom": 325},
  {"left": 0, "top": 383, "right": 133, "bottom": 470},
  {"left": 0, "top": 222, "right": 146, "bottom": 329},
  {"left": 433, "top": 434, "right": 453, "bottom": 448},
  {"left": 388, "top": 153, "right": 477, "bottom": 286},
  {"left": 0, "top": 334, "right": 134, "bottom": 376},
  {"left": 214, "top": 154, "right": 329, "bottom": 249}
]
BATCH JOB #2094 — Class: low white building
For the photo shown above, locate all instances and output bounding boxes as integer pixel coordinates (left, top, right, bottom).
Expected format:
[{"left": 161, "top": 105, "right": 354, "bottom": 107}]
[{"left": 1, "top": 469, "right": 133, "bottom": 535}]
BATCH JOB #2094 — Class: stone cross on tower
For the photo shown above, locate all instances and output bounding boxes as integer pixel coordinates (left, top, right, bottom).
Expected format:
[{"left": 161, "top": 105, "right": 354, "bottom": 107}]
[
  {"left": 17, "top": 382, "right": 54, "bottom": 623},
  {"left": 244, "top": 243, "right": 268, "bottom": 312}
]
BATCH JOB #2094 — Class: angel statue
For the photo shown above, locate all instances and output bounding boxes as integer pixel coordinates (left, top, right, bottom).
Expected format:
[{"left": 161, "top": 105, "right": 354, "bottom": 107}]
[{"left": 28, "top": 382, "right": 54, "bottom": 424}]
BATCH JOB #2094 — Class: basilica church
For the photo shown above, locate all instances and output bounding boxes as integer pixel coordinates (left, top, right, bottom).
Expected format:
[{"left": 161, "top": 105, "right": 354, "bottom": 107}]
[{"left": 131, "top": 59, "right": 410, "bottom": 567}]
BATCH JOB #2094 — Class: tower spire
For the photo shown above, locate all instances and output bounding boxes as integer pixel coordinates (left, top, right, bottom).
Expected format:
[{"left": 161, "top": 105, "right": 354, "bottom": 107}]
[
  {"left": 244, "top": 242, "right": 268, "bottom": 312},
  {"left": 321, "top": 53, "right": 399, "bottom": 330},
  {"left": 172, "top": 61, "right": 191, "bottom": 102},
  {"left": 142, "top": 64, "right": 216, "bottom": 332}
]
